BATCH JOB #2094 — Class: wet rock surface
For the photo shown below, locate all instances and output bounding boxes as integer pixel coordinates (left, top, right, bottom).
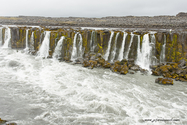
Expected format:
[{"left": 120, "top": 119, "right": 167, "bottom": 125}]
[
  {"left": 0, "top": 118, "right": 17, "bottom": 125},
  {"left": 155, "top": 78, "right": 174, "bottom": 85},
  {"left": 151, "top": 59, "right": 187, "bottom": 83}
]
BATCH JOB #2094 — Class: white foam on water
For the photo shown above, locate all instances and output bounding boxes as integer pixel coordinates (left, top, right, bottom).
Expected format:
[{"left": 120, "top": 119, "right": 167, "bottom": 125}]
[{"left": 0, "top": 41, "right": 186, "bottom": 125}]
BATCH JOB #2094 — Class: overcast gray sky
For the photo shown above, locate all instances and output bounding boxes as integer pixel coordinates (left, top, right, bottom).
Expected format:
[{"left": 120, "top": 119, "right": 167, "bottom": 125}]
[{"left": 0, "top": 0, "right": 187, "bottom": 17}]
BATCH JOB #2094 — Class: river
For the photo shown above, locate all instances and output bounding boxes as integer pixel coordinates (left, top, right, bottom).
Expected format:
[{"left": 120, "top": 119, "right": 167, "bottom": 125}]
[{"left": 0, "top": 48, "right": 186, "bottom": 125}]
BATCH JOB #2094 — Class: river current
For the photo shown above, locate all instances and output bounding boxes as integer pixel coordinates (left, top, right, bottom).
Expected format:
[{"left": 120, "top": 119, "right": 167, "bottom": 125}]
[{"left": 0, "top": 48, "right": 186, "bottom": 125}]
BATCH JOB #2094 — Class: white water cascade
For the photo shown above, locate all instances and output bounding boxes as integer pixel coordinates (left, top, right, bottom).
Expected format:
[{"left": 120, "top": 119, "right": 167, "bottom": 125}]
[
  {"left": 118, "top": 32, "right": 127, "bottom": 61},
  {"left": 90, "top": 31, "right": 95, "bottom": 52},
  {"left": 104, "top": 31, "right": 114, "bottom": 61},
  {"left": 71, "top": 32, "right": 79, "bottom": 61},
  {"left": 30, "top": 32, "right": 35, "bottom": 51},
  {"left": 0, "top": 27, "right": 3, "bottom": 46},
  {"left": 78, "top": 34, "right": 83, "bottom": 58},
  {"left": 2, "top": 28, "right": 11, "bottom": 48},
  {"left": 136, "top": 34, "right": 152, "bottom": 70},
  {"left": 53, "top": 36, "right": 65, "bottom": 59},
  {"left": 150, "top": 33, "right": 157, "bottom": 65},
  {"left": 38, "top": 31, "right": 51, "bottom": 59},
  {"left": 24, "top": 29, "right": 29, "bottom": 52},
  {"left": 110, "top": 32, "right": 120, "bottom": 63},
  {"left": 160, "top": 35, "right": 166, "bottom": 64},
  {"left": 124, "top": 32, "right": 134, "bottom": 59},
  {"left": 136, "top": 35, "right": 141, "bottom": 64}
]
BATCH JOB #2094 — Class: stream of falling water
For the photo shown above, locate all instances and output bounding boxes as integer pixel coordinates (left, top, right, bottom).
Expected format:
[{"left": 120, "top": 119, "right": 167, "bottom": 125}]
[
  {"left": 38, "top": 31, "right": 51, "bottom": 59},
  {"left": 118, "top": 32, "right": 127, "bottom": 61},
  {"left": 24, "top": 29, "right": 29, "bottom": 52},
  {"left": 160, "top": 35, "right": 166, "bottom": 64},
  {"left": 110, "top": 32, "right": 120, "bottom": 63},
  {"left": 104, "top": 31, "right": 114, "bottom": 61},
  {"left": 0, "top": 48, "right": 186, "bottom": 125},
  {"left": 2, "top": 28, "right": 11, "bottom": 48},
  {"left": 124, "top": 32, "right": 134, "bottom": 60},
  {"left": 52, "top": 36, "right": 65, "bottom": 59},
  {"left": 0, "top": 27, "right": 3, "bottom": 46}
]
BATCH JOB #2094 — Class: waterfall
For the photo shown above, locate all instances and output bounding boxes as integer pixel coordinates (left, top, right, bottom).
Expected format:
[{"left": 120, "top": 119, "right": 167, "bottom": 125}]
[
  {"left": 30, "top": 32, "right": 35, "bottom": 51},
  {"left": 136, "top": 34, "right": 152, "bottom": 70},
  {"left": 150, "top": 33, "right": 157, "bottom": 65},
  {"left": 71, "top": 32, "right": 79, "bottom": 61},
  {"left": 24, "top": 29, "right": 29, "bottom": 52},
  {"left": 38, "top": 31, "right": 51, "bottom": 58},
  {"left": 78, "top": 34, "right": 83, "bottom": 58},
  {"left": 136, "top": 35, "right": 141, "bottom": 64},
  {"left": 0, "top": 27, "right": 3, "bottom": 46},
  {"left": 53, "top": 36, "right": 65, "bottom": 59},
  {"left": 104, "top": 31, "right": 114, "bottom": 61},
  {"left": 110, "top": 32, "right": 120, "bottom": 63},
  {"left": 160, "top": 35, "right": 166, "bottom": 64},
  {"left": 124, "top": 32, "right": 134, "bottom": 59},
  {"left": 2, "top": 28, "right": 11, "bottom": 48},
  {"left": 117, "top": 32, "right": 127, "bottom": 61},
  {"left": 90, "top": 31, "right": 95, "bottom": 52}
]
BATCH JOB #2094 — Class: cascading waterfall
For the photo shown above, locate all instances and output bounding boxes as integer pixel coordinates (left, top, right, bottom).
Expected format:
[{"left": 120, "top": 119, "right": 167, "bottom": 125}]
[
  {"left": 90, "top": 31, "right": 95, "bottom": 52},
  {"left": 110, "top": 32, "right": 120, "bottom": 63},
  {"left": 24, "top": 29, "right": 29, "bottom": 52},
  {"left": 38, "top": 31, "right": 51, "bottom": 59},
  {"left": 117, "top": 32, "right": 127, "bottom": 61},
  {"left": 150, "top": 33, "right": 157, "bottom": 65},
  {"left": 136, "top": 35, "right": 141, "bottom": 64},
  {"left": 104, "top": 31, "right": 114, "bottom": 61},
  {"left": 53, "top": 36, "right": 65, "bottom": 59},
  {"left": 71, "top": 32, "right": 79, "bottom": 61},
  {"left": 78, "top": 34, "right": 83, "bottom": 58},
  {"left": 30, "top": 32, "right": 35, "bottom": 51},
  {"left": 0, "top": 27, "right": 3, "bottom": 46},
  {"left": 124, "top": 32, "right": 134, "bottom": 59},
  {"left": 2, "top": 28, "right": 11, "bottom": 48},
  {"left": 136, "top": 34, "right": 152, "bottom": 70},
  {"left": 160, "top": 35, "right": 166, "bottom": 64}
]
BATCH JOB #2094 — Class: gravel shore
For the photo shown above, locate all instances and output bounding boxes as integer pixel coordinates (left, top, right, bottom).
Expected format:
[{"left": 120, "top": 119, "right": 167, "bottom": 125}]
[{"left": 1, "top": 12, "right": 187, "bottom": 29}]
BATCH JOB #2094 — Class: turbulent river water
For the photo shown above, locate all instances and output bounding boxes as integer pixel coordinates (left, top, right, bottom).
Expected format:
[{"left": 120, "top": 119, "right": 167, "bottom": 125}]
[{"left": 0, "top": 48, "right": 187, "bottom": 125}]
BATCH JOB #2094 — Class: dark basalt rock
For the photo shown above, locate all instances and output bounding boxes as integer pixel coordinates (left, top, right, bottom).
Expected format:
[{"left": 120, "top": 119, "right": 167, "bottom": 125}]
[
  {"left": 155, "top": 78, "right": 173, "bottom": 85},
  {"left": 178, "top": 59, "right": 187, "bottom": 68},
  {"left": 130, "top": 65, "right": 140, "bottom": 71},
  {"left": 0, "top": 118, "right": 17, "bottom": 125},
  {"left": 120, "top": 64, "right": 129, "bottom": 75}
]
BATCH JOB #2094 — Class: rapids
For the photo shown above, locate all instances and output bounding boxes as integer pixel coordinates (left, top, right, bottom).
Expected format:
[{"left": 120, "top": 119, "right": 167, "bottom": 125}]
[{"left": 0, "top": 48, "right": 186, "bottom": 125}]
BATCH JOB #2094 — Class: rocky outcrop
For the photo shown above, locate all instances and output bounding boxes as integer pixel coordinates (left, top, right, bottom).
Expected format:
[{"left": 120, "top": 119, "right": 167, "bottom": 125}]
[
  {"left": 151, "top": 59, "right": 187, "bottom": 82},
  {"left": 0, "top": 118, "right": 17, "bottom": 125},
  {"left": 155, "top": 78, "right": 174, "bottom": 85}
]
